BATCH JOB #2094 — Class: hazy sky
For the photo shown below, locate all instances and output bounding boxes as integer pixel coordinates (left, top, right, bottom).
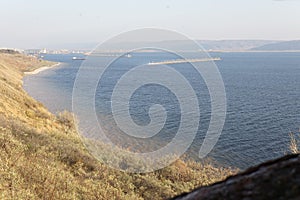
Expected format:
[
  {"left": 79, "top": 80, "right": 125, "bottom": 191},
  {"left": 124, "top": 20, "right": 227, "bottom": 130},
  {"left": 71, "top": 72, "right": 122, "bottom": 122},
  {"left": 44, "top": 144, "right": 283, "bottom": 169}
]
[{"left": 1, "top": 0, "right": 300, "bottom": 48}]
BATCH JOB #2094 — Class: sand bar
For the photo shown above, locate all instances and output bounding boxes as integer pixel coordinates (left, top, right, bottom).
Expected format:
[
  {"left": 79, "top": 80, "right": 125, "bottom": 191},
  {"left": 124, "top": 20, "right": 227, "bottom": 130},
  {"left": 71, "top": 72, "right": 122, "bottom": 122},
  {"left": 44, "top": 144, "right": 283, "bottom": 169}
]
[{"left": 24, "top": 63, "right": 61, "bottom": 75}]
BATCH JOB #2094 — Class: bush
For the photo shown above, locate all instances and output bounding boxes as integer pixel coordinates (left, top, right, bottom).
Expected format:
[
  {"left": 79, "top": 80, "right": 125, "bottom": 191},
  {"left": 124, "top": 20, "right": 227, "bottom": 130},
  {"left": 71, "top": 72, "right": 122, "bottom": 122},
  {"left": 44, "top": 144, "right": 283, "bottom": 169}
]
[{"left": 56, "top": 110, "right": 76, "bottom": 129}]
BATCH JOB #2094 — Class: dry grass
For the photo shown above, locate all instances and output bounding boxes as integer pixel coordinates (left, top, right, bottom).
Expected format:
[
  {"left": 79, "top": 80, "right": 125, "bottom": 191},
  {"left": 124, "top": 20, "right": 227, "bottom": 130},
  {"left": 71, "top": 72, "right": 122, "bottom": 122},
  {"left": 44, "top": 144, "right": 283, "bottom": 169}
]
[
  {"left": 289, "top": 132, "right": 299, "bottom": 154},
  {"left": 0, "top": 53, "right": 54, "bottom": 73},
  {"left": 0, "top": 53, "right": 238, "bottom": 200}
]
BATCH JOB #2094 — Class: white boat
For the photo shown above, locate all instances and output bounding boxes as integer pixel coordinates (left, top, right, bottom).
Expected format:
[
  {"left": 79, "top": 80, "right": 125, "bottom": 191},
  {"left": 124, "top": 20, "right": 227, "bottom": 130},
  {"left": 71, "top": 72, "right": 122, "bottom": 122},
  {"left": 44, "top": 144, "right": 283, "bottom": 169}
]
[
  {"left": 125, "top": 54, "right": 132, "bottom": 58},
  {"left": 72, "top": 56, "right": 86, "bottom": 60}
]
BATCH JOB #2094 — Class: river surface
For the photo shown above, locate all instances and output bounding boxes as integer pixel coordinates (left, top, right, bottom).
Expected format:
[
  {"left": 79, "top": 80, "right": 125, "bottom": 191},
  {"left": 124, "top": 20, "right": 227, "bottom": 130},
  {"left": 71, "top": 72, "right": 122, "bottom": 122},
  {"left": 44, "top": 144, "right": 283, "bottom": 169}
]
[{"left": 23, "top": 52, "right": 300, "bottom": 169}]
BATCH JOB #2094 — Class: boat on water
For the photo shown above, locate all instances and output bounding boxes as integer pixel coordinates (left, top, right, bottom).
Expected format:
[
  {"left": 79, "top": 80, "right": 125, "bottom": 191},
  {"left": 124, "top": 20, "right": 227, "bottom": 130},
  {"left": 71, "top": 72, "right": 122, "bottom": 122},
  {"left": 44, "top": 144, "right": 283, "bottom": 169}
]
[
  {"left": 72, "top": 56, "right": 86, "bottom": 60},
  {"left": 125, "top": 53, "right": 132, "bottom": 58}
]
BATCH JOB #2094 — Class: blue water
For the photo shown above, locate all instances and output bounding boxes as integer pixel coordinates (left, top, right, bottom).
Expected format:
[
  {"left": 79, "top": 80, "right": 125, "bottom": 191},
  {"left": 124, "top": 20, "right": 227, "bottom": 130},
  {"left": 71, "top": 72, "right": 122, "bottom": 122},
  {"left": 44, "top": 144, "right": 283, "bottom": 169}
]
[{"left": 23, "top": 52, "right": 300, "bottom": 169}]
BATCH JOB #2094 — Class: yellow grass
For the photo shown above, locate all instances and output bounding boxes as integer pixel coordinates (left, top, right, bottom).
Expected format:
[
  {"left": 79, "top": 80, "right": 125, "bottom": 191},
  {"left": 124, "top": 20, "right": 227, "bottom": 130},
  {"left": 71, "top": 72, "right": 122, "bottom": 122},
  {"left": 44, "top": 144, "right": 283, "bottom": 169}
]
[
  {"left": 289, "top": 132, "right": 299, "bottom": 154},
  {"left": 0, "top": 52, "right": 237, "bottom": 200}
]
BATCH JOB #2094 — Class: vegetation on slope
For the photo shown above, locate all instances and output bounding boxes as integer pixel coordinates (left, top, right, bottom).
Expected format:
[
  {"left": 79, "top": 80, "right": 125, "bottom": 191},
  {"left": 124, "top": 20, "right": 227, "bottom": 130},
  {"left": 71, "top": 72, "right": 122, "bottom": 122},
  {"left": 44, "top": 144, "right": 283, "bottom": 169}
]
[
  {"left": 290, "top": 132, "right": 300, "bottom": 154},
  {"left": 0, "top": 53, "right": 237, "bottom": 200}
]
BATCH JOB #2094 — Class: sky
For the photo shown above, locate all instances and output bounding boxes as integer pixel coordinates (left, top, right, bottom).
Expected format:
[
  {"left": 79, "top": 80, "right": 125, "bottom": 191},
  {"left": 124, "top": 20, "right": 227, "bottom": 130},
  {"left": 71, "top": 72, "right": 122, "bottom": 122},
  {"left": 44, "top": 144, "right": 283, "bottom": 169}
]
[{"left": 1, "top": 0, "right": 300, "bottom": 49}]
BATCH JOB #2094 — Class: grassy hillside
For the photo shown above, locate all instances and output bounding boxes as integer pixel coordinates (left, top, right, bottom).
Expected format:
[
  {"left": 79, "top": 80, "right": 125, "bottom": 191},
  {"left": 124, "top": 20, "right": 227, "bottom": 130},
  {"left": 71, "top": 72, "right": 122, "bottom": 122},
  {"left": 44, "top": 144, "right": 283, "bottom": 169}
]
[{"left": 0, "top": 53, "right": 237, "bottom": 200}]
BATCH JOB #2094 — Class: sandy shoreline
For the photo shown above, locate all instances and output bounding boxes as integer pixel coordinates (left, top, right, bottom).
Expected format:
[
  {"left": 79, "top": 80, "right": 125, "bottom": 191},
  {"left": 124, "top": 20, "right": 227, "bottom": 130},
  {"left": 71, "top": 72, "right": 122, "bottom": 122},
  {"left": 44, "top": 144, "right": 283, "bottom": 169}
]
[{"left": 24, "top": 63, "right": 61, "bottom": 75}]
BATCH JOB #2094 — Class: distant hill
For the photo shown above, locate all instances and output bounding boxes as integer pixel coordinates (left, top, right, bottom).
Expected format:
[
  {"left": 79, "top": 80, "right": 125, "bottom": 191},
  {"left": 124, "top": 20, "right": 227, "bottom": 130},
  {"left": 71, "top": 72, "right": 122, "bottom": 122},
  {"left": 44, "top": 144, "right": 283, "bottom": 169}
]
[
  {"left": 198, "top": 40, "right": 279, "bottom": 51},
  {"left": 251, "top": 40, "right": 300, "bottom": 51},
  {"left": 41, "top": 40, "right": 280, "bottom": 52},
  {"left": 40, "top": 40, "right": 300, "bottom": 52}
]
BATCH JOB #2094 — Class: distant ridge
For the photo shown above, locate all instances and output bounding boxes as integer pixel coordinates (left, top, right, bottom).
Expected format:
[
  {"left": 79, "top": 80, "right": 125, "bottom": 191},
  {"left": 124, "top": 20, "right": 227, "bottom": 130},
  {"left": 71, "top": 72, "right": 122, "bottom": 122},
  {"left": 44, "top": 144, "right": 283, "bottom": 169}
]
[
  {"left": 251, "top": 40, "right": 300, "bottom": 51},
  {"left": 40, "top": 40, "right": 280, "bottom": 52},
  {"left": 39, "top": 40, "right": 300, "bottom": 52},
  {"left": 198, "top": 40, "right": 279, "bottom": 51}
]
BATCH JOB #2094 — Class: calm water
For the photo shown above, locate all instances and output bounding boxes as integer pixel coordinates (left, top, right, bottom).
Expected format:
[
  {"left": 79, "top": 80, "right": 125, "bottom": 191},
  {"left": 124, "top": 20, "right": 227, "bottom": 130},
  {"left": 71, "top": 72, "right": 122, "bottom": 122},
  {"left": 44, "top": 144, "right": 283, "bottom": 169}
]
[{"left": 23, "top": 52, "right": 300, "bottom": 169}]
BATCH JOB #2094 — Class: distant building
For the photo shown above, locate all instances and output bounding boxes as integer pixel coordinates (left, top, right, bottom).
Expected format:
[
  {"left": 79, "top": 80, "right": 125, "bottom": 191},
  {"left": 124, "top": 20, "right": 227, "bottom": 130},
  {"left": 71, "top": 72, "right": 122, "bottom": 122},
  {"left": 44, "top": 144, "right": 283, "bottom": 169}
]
[
  {"left": 40, "top": 48, "right": 48, "bottom": 54},
  {"left": 24, "top": 49, "right": 42, "bottom": 56}
]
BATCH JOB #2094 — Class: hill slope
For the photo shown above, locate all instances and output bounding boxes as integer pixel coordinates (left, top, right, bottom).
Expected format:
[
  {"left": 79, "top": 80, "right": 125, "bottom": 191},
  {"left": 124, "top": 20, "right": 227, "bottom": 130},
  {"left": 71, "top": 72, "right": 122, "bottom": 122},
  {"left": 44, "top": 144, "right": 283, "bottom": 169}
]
[
  {"left": 0, "top": 53, "right": 236, "bottom": 200},
  {"left": 251, "top": 40, "right": 300, "bottom": 51},
  {"left": 42, "top": 40, "right": 279, "bottom": 52},
  {"left": 172, "top": 154, "right": 300, "bottom": 200}
]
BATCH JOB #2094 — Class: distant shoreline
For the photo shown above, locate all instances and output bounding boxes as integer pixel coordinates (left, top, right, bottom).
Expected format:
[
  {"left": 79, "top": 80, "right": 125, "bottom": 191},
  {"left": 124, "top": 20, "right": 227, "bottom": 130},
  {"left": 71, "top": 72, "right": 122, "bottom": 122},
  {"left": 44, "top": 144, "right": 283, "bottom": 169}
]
[
  {"left": 88, "top": 50, "right": 300, "bottom": 54},
  {"left": 24, "top": 63, "right": 61, "bottom": 75},
  {"left": 208, "top": 50, "right": 300, "bottom": 53}
]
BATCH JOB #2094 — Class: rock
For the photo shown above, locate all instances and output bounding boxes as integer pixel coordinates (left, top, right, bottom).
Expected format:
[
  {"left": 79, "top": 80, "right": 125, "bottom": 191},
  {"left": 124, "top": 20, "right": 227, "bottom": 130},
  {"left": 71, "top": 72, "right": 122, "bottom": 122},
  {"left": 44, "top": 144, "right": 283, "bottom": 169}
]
[{"left": 171, "top": 154, "right": 300, "bottom": 200}]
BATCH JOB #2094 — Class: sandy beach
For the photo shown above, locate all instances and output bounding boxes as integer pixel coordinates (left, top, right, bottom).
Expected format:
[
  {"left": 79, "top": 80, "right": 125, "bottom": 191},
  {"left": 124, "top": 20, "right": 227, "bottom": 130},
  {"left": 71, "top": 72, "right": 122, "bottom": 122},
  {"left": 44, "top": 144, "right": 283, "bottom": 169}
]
[{"left": 24, "top": 63, "right": 61, "bottom": 75}]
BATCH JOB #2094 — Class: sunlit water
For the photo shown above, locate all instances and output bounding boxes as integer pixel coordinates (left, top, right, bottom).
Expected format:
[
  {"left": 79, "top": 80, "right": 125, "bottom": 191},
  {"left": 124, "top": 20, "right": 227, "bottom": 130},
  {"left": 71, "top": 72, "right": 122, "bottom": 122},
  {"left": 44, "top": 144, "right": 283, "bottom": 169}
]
[{"left": 23, "top": 52, "right": 300, "bottom": 169}]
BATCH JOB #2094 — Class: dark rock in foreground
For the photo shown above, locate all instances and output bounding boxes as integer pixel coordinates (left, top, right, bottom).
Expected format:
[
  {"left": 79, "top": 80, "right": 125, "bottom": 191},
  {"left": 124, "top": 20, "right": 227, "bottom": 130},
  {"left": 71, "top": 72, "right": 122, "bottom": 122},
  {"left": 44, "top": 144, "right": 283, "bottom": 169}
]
[{"left": 171, "top": 154, "right": 300, "bottom": 200}]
